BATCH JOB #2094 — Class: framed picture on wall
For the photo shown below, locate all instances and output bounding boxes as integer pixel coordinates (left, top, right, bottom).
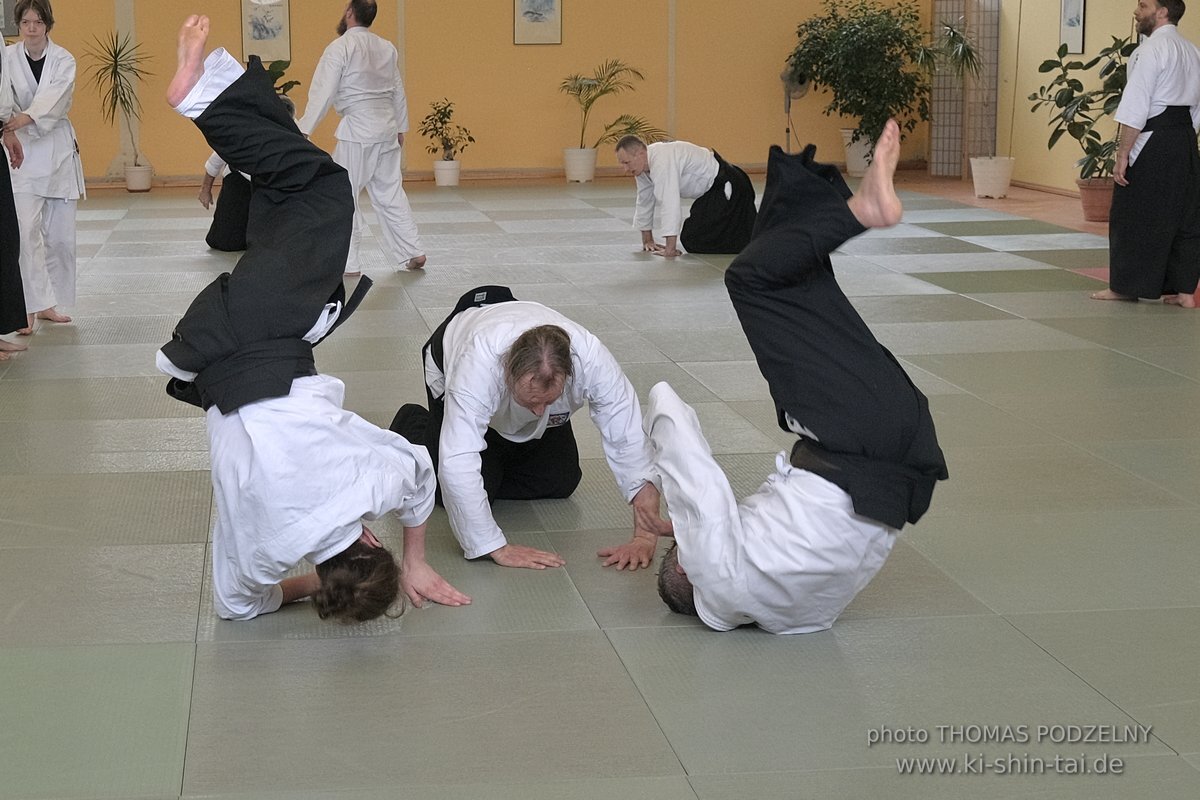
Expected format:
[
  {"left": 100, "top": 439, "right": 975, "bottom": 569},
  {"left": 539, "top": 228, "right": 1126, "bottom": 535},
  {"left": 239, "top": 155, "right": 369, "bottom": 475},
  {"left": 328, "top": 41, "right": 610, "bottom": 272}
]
[
  {"left": 242, "top": 0, "right": 291, "bottom": 63},
  {"left": 1, "top": 1, "right": 19, "bottom": 38},
  {"left": 514, "top": 0, "right": 561, "bottom": 45},
  {"left": 1061, "top": 0, "right": 1085, "bottom": 54}
]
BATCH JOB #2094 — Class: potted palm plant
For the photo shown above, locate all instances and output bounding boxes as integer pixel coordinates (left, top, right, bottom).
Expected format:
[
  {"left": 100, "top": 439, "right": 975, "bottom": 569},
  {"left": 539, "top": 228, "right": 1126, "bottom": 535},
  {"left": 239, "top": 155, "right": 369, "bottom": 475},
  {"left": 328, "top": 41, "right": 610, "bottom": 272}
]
[
  {"left": 558, "top": 59, "right": 666, "bottom": 182},
  {"left": 1028, "top": 36, "right": 1136, "bottom": 221},
  {"left": 419, "top": 98, "right": 474, "bottom": 187},
  {"left": 785, "top": 0, "right": 979, "bottom": 176},
  {"left": 83, "top": 31, "right": 152, "bottom": 192}
]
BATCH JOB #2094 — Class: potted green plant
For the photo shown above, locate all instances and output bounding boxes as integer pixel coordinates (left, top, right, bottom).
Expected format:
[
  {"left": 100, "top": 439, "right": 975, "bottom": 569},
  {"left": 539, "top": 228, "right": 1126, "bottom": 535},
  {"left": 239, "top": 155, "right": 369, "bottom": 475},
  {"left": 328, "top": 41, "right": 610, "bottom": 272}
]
[
  {"left": 558, "top": 59, "right": 667, "bottom": 182},
  {"left": 785, "top": 0, "right": 979, "bottom": 176},
  {"left": 83, "top": 31, "right": 152, "bottom": 192},
  {"left": 1028, "top": 36, "right": 1136, "bottom": 221},
  {"left": 418, "top": 98, "right": 474, "bottom": 187}
]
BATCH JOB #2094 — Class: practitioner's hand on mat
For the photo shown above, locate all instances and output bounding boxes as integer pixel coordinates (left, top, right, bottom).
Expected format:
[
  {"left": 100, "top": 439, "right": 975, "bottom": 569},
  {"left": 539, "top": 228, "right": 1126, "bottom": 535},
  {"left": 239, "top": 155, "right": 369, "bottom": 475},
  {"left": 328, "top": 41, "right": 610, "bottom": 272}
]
[
  {"left": 401, "top": 558, "right": 471, "bottom": 608},
  {"left": 489, "top": 543, "right": 565, "bottom": 569},
  {"left": 597, "top": 534, "right": 657, "bottom": 571}
]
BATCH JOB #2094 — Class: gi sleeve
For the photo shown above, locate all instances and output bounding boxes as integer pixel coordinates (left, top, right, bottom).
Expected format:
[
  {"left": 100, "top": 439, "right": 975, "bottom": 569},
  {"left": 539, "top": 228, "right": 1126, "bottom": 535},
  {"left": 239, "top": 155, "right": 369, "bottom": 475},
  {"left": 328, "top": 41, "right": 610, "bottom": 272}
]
[
  {"left": 203, "top": 151, "right": 227, "bottom": 178},
  {"left": 392, "top": 63, "right": 409, "bottom": 134},
  {"left": 1114, "top": 46, "right": 1157, "bottom": 130},
  {"left": 296, "top": 42, "right": 343, "bottom": 136},
  {"left": 645, "top": 382, "right": 744, "bottom": 631},
  {"left": 438, "top": 360, "right": 507, "bottom": 559},
  {"left": 632, "top": 173, "right": 656, "bottom": 231},
  {"left": 579, "top": 335, "right": 654, "bottom": 501},
  {"left": 649, "top": 149, "right": 685, "bottom": 237},
  {"left": 23, "top": 50, "right": 76, "bottom": 136}
]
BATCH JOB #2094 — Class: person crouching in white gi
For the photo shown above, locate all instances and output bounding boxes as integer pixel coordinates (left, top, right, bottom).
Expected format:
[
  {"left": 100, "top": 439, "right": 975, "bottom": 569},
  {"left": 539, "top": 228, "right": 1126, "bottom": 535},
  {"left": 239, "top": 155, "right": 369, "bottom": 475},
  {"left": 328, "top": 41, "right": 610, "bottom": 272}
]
[
  {"left": 649, "top": 121, "right": 949, "bottom": 633},
  {"left": 390, "top": 287, "right": 672, "bottom": 572},
  {"left": 161, "top": 14, "right": 468, "bottom": 621},
  {"left": 615, "top": 135, "right": 756, "bottom": 257}
]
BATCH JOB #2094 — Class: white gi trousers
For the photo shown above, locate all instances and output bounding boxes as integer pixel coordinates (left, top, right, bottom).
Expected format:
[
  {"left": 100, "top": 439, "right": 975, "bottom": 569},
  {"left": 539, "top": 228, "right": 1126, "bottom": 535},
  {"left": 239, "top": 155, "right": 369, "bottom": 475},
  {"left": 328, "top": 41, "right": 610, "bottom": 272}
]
[
  {"left": 15, "top": 193, "right": 76, "bottom": 312},
  {"left": 334, "top": 139, "right": 422, "bottom": 271}
]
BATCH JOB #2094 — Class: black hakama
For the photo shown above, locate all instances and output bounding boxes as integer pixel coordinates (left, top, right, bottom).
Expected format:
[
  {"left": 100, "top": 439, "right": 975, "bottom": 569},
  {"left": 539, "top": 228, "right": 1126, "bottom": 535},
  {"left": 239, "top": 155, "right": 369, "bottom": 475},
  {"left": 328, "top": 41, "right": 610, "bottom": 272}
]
[
  {"left": 161, "top": 57, "right": 358, "bottom": 413},
  {"left": 1108, "top": 106, "right": 1200, "bottom": 299},
  {"left": 205, "top": 169, "right": 252, "bottom": 252},
  {"left": 724, "top": 145, "right": 947, "bottom": 529},
  {"left": 0, "top": 148, "right": 25, "bottom": 334},
  {"left": 679, "top": 152, "right": 757, "bottom": 254}
]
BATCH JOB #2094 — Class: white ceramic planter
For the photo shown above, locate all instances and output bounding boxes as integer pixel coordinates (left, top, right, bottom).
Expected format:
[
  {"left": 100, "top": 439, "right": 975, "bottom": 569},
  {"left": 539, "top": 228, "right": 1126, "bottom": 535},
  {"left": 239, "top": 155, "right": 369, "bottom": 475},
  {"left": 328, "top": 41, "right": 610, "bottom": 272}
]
[
  {"left": 563, "top": 147, "right": 598, "bottom": 182},
  {"left": 839, "top": 129, "right": 871, "bottom": 177},
  {"left": 969, "top": 157, "right": 1015, "bottom": 198},
  {"left": 125, "top": 164, "right": 153, "bottom": 193},
  {"left": 432, "top": 159, "right": 461, "bottom": 187}
]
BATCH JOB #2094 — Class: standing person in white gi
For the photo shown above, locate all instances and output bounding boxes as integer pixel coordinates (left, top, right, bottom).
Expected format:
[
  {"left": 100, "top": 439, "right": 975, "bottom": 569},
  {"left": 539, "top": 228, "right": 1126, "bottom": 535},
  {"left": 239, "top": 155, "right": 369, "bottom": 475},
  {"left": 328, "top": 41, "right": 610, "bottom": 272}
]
[
  {"left": 162, "top": 14, "right": 468, "bottom": 621},
  {"left": 390, "top": 287, "right": 671, "bottom": 571},
  {"left": 1093, "top": 0, "right": 1200, "bottom": 307},
  {"left": 296, "top": 0, "right": 426, "bottom": 276},
  {"left": 1, "top": 0, "right": 83, "bottom": 333},
  {"left": 649, "top": 122, "right": 948, "bottom": 634},
  {"left": 615, "top": 135, "right": 756, "bottom": 257}
]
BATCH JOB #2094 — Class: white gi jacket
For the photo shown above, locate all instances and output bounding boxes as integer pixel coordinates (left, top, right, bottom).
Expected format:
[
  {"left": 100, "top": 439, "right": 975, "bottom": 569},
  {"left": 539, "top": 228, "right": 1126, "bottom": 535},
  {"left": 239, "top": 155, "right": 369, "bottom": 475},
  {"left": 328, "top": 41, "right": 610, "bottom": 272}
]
[
  {"left": 432, "top": 302, "right": 654, "bottom": 559},
  {"left": 632, "top": 140, "right": 718, "bottom": 238},
  {"left": 2, "top": 39, "right": 84, "bottom": 199},
  {"left": 295, "top": 27, "right": 408, "bottom": 143},
  {"left": 1114, "top": 24, "right": 1200, "bottom": 164},
  {"left": 646, "top": 382, "right": 895, "bottom": 634},
  {"left": 207, "top": 375, "right": 436, "bottom": 620}
]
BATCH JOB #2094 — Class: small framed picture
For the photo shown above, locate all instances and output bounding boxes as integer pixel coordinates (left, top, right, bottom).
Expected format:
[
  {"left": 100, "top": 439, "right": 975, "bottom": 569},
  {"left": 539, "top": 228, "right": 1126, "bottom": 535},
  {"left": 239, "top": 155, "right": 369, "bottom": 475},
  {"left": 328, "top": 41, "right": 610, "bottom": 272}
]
[
  {"left": 514, "top": 0, "right": 561, "bottom": 46},
  {"left": 242, "top": 0, "right": 291, "bottom": 63},
  {"left": 1061, "top": 0, "right": 1085, "bottom": 54},
  {"left": 1, "top": 1, "right": 21, "bottom": 38}
]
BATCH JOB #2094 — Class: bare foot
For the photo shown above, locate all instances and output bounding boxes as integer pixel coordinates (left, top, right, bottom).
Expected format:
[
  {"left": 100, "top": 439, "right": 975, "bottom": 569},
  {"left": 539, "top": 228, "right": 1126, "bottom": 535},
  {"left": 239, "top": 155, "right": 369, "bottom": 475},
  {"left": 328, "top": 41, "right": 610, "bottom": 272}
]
[
  {"left": 18, "top": 312, "right": 34, "bottom": 334},
  {"left": 406, "top": 255, "right": 427, "bottom": 270},
  {"left": 36, "top": 308, "right": 72, "bottom": 323},
  {"left": 0, "top": 339, "right": 28, "bottom": 352},
  {"left": 166, "top": 15, "right": 210, "bottom": 107},
  {"left": 1090, "top": 289, "right": 1137, "bottom": 302},
  {"left": 1163, "top": 293, "right": 1197, "bottom": 308},
  {"left": 848, "top": 119, "right": 903, "bottom": 229}
]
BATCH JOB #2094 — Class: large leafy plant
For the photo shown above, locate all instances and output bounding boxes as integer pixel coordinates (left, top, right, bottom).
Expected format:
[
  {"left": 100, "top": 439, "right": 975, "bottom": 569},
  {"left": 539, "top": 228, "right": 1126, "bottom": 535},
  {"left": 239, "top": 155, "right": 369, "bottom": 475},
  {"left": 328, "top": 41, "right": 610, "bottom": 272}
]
[
  {"left": 1028, "top": 36, "right": 1136, "bottom": 180},
  {"left": 785, "top": 0, "right": 979, "bottom": 147},
  {"left": 558, "top": 59, "right": 666, "bottom": 149}
]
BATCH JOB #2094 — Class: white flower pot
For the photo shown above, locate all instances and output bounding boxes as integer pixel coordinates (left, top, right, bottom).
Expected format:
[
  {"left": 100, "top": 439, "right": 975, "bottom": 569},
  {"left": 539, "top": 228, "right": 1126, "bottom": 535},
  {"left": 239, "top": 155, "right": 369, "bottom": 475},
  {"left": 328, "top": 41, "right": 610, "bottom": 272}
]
[
  {"left": 432, "top": 159, "right": 461, "bottom": 187},
  {"left": 969, "top": 157, "right": 1015, "bottom": 199},
  {"left": 563, "top": 147, "right": 598, "bottom": 182},
  {"left": 839, "top": 129, "right": 871, "bottom": 177},
  {"left": 125, "top": 164, "right": 153, "bottom": 193}
]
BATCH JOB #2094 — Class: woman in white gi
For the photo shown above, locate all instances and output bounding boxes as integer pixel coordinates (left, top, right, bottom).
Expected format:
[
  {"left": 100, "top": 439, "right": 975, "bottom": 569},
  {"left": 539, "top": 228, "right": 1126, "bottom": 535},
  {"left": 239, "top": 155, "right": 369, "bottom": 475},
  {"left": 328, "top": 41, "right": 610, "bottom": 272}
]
[
  {"left": 1, "top": 0, "right": 84, "bottom": 333},
  {"left": 164, "top": 13, "right": 470, "bottom": 621}
]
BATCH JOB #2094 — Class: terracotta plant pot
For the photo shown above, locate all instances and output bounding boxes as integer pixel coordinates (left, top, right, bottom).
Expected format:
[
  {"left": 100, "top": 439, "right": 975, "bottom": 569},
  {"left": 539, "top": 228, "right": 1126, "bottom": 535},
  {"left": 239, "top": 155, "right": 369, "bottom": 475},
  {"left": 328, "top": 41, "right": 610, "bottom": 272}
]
[{"left": 1076, "top": 177, "right": 1114, "bottom": 222}]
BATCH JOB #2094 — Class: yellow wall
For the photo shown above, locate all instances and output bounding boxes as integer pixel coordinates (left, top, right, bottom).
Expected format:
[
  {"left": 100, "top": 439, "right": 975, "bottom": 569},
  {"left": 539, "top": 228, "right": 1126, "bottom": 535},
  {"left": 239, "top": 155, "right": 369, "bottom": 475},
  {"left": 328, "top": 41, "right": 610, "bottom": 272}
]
[
  {"left": 22, "top": 0, "right": 942, "bottom": 182},
  {"left": 1003, "top": 0, "right": 1200, "bottom": 193}
]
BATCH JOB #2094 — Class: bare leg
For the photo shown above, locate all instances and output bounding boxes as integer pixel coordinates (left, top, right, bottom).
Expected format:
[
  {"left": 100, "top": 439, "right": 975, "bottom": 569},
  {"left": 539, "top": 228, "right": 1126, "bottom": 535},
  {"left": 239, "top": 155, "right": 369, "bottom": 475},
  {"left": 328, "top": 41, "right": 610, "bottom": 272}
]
[
  {"left": 847, "top": 119, "right": 903, "bottom": 229},
  {"left": 166, "top": 15, "right": 210, "bottom": 108},
  {"left": 1091, "top": 288, "right": 1137, "bottom": 302},
  {"left": 406, "top": 255, "right": 426, "bottom": 270}
]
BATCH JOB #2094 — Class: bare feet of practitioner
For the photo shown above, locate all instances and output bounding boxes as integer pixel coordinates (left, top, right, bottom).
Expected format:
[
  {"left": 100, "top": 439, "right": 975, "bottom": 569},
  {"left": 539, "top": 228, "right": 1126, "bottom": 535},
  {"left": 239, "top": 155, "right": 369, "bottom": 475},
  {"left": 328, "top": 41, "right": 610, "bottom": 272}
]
[
  {"left": 848, "top": 119, "right": 903, "bottom": 229},
  {"left": 0, "top": 339, "right": 26, "bottom": 360},
  {"left": 166, "top": 15, "right": 210, "bottom": 108},
  {"left": 36, "top": 308, "right": 71, "bottom": 324},
  {"left": 406, "top": 255, "right": 427, "bottom": 271},
  {"left": 1163, "top": 293, "right": 1197, "bottom": 308},
  {"left": 1090, "top": 289, "right": 1137, "bottom": 302}
]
